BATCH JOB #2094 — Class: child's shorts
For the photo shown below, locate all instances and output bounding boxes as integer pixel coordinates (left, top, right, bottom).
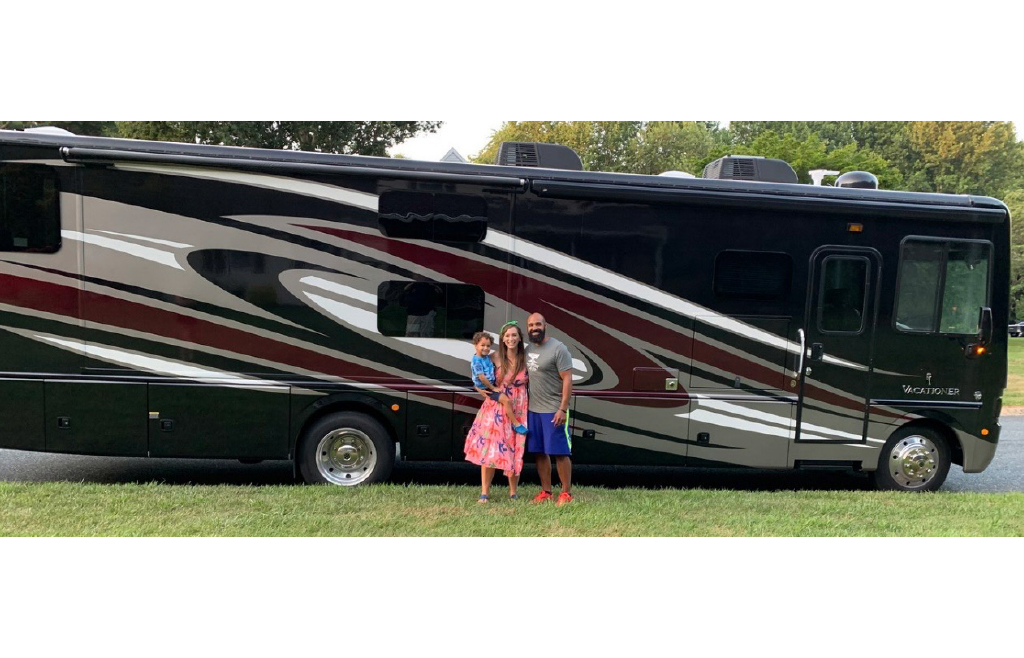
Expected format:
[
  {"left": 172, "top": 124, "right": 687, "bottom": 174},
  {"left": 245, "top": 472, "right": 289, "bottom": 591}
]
[
  {"left": 487, "top": 391, "right": 502, "bottom": 402},
  {"left": 526, "top": 411, "right": 571, "bottom": 455}
]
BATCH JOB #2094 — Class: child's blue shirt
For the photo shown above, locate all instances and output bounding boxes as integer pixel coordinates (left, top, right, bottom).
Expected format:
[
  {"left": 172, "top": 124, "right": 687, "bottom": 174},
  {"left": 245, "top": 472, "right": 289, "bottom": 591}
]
[{"left": 471, "top": 355, "right": 496, "bottom": 390}]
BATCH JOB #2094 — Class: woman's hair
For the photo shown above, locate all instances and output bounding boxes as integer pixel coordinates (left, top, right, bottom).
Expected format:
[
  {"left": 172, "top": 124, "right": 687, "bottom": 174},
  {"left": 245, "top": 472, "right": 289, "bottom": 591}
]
[
  {"left": 498, "top": 324, "right": 525, "bottom": 379},
  {"left": 472, "top": 331, "right": 493, "bottom": 346}
]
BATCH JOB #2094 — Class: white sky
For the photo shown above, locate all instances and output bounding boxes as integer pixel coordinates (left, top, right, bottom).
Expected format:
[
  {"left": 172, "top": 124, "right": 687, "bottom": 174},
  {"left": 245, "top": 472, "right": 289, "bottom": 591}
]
[{"left": 388, "top": 119, "right": 501, "bottom": 162}]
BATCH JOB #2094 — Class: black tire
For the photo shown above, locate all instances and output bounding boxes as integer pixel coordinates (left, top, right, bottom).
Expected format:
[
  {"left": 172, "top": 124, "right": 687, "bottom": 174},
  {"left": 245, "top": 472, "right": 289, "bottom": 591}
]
[
  {"left": 872, "top": 426, "right": 950, "bottom": 492},
  {"left": 297, "top": 412, "right": 395, "bottom": 486}
]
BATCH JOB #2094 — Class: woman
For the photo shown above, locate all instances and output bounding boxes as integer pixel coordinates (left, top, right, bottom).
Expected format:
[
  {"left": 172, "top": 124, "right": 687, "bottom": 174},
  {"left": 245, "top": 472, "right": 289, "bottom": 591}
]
[{"left": 463, "top": 320, "right": 529, "bottom": 503}]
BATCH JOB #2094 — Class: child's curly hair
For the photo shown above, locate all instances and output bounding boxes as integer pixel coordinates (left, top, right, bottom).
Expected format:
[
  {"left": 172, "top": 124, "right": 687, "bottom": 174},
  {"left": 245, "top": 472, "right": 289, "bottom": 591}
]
[{"left": 472, "top": 331, "right": 493, "bottom": 345}]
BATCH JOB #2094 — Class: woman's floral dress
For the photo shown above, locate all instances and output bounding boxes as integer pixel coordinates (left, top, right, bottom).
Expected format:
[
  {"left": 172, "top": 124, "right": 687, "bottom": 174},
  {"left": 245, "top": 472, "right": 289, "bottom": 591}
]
[{"left": 463, "top": 366, "right": 528, "bottom": 476}]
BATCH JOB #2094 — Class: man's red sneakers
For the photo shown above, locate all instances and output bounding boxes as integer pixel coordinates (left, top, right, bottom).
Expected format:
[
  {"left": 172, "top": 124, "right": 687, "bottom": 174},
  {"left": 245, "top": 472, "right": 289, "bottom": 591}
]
[
  {"left": 531, "top": 491, "right": 554, "bottom": 503},
  {"left": 556, "top": 492, "right": 574, "bottom": 506}
]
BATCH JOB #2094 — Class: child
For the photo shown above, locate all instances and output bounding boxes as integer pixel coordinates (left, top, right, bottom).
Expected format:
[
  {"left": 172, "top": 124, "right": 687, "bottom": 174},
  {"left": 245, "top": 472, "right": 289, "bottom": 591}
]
[{"left": 471, "top": 331, "right": 528, "bottom": 435}]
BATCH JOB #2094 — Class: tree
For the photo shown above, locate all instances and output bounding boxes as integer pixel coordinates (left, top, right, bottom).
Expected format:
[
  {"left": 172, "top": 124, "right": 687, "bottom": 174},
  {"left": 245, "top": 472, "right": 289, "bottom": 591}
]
[
  {"left": 729, "top": 121, "right": 858, "bottom": 150},
  {"left": 473, "top": 121, "right": 727, "bottom": 175},
  {"left": 907, "top": 121, "right": 1022, "bottom": 197},
  {"left": 473, "top": 121, "right": 637, "bottom": 170},
  {"left": 115, "top": 121, "right": 442, "bottom": 156},
  {"left": 1007, "top": 189, "right": 1024, "bottom": 320},
  {"left": 0, "top": 121, "right": 116, "bottom": 136},
  {"left": 629, "top": 121, "right": 721, "bottom": 175},
  {"left": 709, "top": 129, "right": 900, "bottom": 187}
]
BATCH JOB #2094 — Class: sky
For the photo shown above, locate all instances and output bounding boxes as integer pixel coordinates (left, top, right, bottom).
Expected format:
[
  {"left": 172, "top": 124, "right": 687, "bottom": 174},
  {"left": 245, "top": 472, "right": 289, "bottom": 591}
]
[{"left": 388, "top": 119, "right": 501, "bottom": 162}]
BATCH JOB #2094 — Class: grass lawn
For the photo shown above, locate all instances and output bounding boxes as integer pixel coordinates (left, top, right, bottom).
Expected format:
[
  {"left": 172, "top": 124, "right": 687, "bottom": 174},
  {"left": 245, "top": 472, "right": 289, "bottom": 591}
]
[
  {"left": 2, "top": 482, "right": 1023, "bottom": 536},
  {"left": 1006, "top": 338, "right": 1024, "bottom": 406}
]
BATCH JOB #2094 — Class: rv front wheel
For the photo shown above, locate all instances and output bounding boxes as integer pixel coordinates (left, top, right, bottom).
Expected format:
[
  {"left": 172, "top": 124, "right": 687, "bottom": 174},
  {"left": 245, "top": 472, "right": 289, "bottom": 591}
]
[
  {"left": 298, "top": 412, "right": 395, "bottom": 486},
  {"left": 873, "top": 427, "right": 950, "bottom": 492}
]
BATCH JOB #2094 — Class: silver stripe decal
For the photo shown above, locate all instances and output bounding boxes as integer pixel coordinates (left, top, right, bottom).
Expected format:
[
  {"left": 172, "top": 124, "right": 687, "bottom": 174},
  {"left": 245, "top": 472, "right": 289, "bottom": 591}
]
[
  {"left": 300, "top": 275, "right": 378, "bottom": 305},
  {"left": 62, "top": 230, "right": 182, "bottom": 270},
  {"left": 93, "top": 230, "right": 193, "bottom": 249},
  {"left": 34, "top": 335, "right": 292, "bottom": 392},
  {"left": 113, "top": 163, "right": 379, "bottom": 212}
]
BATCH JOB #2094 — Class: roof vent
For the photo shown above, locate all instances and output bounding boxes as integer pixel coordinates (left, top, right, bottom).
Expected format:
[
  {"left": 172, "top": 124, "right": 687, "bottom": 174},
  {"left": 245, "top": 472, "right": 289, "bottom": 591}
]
[
  {"left": 835, "top": 171, "right": 879, "bottom": 190},
  {"left": 702, "top": 156, "right": 798, "bottom": 184},
  {"left": 496, "top": 142, "right": 583, "bottom": 171}
]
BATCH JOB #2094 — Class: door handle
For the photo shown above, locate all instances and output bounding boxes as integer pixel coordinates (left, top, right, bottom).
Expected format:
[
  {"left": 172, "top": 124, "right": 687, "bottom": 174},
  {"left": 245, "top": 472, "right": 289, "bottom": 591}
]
[
  {"left": 810, "top": 343, "right": 824, "bottom": 362},
  {"left": 796, "top": 329, "right": 805, "bottom": 377}
]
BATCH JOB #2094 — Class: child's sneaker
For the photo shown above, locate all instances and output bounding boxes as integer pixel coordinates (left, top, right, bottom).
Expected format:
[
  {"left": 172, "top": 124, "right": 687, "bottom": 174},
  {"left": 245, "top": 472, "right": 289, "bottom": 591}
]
[
  {"left": 531, "top": 490, "right": 554, "bottom": 503},
  {"left": 556, "top": 492, "right": 574, "bottom": 506},
  {"left": 514, "top": 425, "right": 528, "bottom": 435}
]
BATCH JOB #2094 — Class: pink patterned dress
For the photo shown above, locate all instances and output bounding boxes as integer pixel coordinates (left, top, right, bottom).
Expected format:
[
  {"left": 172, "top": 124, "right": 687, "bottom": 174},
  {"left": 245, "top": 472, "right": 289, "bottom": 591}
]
[{"left": 463, "top": 365, "right": 529, "bottom": 476}]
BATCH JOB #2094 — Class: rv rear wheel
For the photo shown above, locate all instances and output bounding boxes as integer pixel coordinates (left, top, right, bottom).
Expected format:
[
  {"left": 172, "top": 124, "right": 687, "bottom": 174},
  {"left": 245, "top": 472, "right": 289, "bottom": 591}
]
[
  {"left": 872, "top": 427, "right": 950, "bottom": 492},
  {"left": 298, "top": 412, "right": 395, "bottom": 486}
]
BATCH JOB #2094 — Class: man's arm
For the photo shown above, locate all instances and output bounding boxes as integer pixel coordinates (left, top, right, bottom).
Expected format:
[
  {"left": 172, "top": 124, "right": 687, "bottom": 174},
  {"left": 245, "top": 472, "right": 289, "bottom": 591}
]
[{"left": 553, "top": 369, "right": 572, "bottom": 427}]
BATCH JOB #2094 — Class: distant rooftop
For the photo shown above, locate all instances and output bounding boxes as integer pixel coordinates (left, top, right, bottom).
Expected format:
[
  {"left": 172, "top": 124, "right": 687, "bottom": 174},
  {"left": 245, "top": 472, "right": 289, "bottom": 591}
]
[{"left": 440, "top": 147, "right": 467, "bottom": 163}]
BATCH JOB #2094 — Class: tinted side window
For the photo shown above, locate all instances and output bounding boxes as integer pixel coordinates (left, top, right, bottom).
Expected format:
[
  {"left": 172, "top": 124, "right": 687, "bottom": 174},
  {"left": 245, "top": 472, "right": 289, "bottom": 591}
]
[
  {"left": 0, "top": 163, "right": 61, "bottom": 253},
  {"left": 377, "top": 281, "right": 484, "bottom": 339},
  {"left": 818, "top": 256, "right": 867, "bottom": 334},
  {"left": 895, "top": 239, "right": 990, "bottom": 334},
  {"left": 714, "top": 250, "right": 792, "bottom": 300},
  {"left": 378, "top": 191, "right": 487, "bottom": 243}
]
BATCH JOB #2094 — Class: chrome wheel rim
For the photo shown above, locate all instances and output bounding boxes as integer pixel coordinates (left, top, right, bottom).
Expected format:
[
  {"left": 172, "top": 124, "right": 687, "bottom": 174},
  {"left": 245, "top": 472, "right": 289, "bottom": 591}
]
[
  {"left": 888, "top": 434, "right": 939, "bottom": 489},
  {"left": 316, "top": 428, "right": 377, "bottom": 485}
]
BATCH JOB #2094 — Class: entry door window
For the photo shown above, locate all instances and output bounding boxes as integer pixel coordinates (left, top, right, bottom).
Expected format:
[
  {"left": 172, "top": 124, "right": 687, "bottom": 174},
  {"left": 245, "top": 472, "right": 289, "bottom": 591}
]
[{"left": 818, "top": 256, "right": 868, "bottom": 334}]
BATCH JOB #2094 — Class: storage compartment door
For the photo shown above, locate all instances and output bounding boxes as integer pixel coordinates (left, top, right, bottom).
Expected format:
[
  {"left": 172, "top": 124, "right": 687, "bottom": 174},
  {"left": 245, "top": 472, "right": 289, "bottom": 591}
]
[
  {"left": 148, "top": 383, "right": 289, "bottom": 459},
  {"left": 45, "top": 380, "right": 148, "bottom": 456}
]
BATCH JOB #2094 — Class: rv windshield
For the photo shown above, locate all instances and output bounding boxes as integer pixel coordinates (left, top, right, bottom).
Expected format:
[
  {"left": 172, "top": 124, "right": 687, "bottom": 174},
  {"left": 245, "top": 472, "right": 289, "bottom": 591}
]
[{"left": 895, "top": 239, "right": 991, "bottom": 334}]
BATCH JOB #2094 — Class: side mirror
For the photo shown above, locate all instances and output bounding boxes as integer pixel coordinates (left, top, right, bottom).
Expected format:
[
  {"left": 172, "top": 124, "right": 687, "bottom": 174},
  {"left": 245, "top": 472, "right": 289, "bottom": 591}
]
[
  {"left": 979, "top": 307, "right": 993, "bottom": 345},
  {"left": 967, "top": 307, "right": 994, "bottom": 358}
]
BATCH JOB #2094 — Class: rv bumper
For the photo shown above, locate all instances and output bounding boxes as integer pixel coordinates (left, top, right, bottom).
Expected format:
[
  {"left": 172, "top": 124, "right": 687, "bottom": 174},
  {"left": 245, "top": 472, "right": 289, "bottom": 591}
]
[{"left": 959, "top": 424, "right": 999, "bottom": 473}]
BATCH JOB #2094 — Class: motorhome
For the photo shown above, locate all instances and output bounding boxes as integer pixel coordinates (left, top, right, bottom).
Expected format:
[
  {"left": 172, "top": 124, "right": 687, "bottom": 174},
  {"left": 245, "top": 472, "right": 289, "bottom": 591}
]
[{"left": 0, "top": 131, "right": 1008, "bottom": 491}]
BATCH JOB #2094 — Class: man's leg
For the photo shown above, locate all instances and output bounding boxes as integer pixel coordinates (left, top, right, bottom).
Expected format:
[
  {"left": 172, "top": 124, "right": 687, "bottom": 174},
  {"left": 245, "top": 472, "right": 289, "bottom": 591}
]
[
  {"left": 555, "top": 455, "right": 572, "bottom": 494},
  {"left": 535, "top": 453, "right": 553, "bottom": 493}
]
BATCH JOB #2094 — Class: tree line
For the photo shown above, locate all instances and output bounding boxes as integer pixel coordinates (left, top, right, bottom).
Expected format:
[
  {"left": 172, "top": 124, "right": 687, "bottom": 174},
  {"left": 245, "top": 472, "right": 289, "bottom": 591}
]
[{"left": 0, "top": 121, "right": 442, "bottom": 157}]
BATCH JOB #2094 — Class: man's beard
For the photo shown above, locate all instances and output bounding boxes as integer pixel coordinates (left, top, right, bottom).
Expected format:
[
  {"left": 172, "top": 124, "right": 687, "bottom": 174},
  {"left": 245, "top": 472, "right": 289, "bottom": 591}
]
[{"left": 529, "top": 328, "right": 545, "bottom": 343}]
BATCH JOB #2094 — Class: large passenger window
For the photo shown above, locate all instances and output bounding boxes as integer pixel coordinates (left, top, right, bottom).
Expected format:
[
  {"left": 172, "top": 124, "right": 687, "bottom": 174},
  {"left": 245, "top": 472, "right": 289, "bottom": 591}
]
[
  {"left": 818, "top": 256, "right": 868, "bottom": 334},
  {"left": 377, "top": 281, "right": 485, "bottom": 339},
  {"left": 895, "top": 239, "right": 990, "bottom": 334},
  {"left": 0, "top": 163, "right": 61, "bottom": 253},
  {"left": 378, "top": 191, "right": 487, "bottom": 242}
]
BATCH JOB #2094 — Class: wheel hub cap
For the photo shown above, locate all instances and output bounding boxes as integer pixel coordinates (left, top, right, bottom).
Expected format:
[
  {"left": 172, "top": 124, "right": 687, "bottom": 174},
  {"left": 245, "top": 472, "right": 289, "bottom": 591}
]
[
  {"left": 316, "top": 429, "right": 376, "bottom": 485},
  {"left": 889, "top": 435, "right": 938, "bottom": 489}
]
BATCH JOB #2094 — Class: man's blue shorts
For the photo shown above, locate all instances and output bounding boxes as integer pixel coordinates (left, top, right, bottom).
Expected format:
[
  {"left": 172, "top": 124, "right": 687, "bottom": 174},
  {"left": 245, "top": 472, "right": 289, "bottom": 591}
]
[{"left": 526, "top": 411, "right": 572, "bottom": 456}]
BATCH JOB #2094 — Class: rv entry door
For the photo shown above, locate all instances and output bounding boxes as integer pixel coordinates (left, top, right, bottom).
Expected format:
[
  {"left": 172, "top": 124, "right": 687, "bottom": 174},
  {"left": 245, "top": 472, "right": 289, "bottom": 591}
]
[{"left": 797, "top": 247, "right": 881, "bottom": 443}]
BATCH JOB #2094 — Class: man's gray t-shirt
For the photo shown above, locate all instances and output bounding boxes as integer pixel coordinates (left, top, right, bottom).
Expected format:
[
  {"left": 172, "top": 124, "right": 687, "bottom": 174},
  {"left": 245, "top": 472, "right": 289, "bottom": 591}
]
[{"left": 525, "top": 337, "right": 573, "bottom": 413}]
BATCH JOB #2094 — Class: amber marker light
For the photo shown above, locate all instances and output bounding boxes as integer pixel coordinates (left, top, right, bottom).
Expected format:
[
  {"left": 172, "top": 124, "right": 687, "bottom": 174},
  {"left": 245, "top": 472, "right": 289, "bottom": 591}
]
[
  {"left": 966, "top": 344, "right": 987, "bottom": 358},
  {"left": 847, "top": 223, "right": 864, "bottom": 232},
  {"left": 981, "top": 429, "right": 990, "bottom": 436},
  {"left": 391, "top": 404, "right": 400, "bottom": 412}
]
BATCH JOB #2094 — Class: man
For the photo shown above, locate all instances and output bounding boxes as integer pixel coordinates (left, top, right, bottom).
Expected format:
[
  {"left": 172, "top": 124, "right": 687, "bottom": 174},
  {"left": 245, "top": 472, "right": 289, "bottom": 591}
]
[{"left": 525, "top": 312, "right": 574, "bottom": 505}]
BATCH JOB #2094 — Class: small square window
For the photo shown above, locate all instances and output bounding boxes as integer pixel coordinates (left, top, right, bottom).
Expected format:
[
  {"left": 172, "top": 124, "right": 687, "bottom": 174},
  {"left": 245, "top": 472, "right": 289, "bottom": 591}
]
[
  {"left": 0, "top": 163, "right": 61, "bottom": 253},
  {"left": 377, "top": 281, "right": 485, "bottom": 339}
]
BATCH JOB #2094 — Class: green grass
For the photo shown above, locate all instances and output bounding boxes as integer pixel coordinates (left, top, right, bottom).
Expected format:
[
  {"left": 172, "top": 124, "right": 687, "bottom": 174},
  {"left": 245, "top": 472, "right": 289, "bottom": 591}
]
[
  {"left": 2, "top": 482, "right": 1023, "bottom": 536},
  {"left": 1006, "top": 339, "right": 1024, "bottom": 406}
]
